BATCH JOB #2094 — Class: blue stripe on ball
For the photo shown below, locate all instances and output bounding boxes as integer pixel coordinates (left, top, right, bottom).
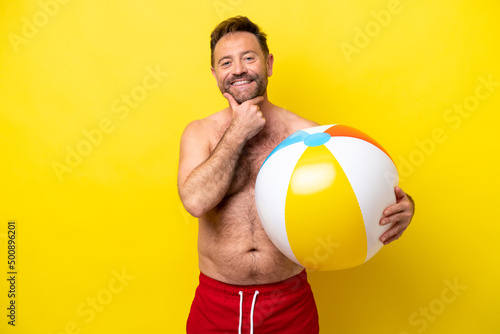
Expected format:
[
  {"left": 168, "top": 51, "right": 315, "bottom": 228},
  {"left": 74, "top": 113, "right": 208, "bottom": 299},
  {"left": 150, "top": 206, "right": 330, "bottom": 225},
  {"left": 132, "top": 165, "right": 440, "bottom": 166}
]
[
  {"left": 304, "top": 133, "right": 331, "bottom": 147},
  {"left": 259, "top": 130, "right": 309, "bottom": 169}
]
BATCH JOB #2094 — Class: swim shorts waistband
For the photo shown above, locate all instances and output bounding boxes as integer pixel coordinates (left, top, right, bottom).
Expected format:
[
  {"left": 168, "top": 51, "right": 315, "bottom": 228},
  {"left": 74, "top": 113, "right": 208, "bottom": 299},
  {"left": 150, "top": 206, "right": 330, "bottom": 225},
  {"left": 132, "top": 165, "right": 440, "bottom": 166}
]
[{"left": 198, "top": 270, "right": 310, "bottom": 298}]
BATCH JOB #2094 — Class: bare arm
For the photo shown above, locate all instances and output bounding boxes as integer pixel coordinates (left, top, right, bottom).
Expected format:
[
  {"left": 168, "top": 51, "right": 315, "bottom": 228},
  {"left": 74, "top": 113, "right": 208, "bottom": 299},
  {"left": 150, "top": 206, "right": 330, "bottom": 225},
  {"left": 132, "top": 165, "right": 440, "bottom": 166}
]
[
  {"left": 178, "top": 119, "right": 247, "bottom": 217},
  {"left": 177, "top": 94, "right": 265, "bottom": 217}
]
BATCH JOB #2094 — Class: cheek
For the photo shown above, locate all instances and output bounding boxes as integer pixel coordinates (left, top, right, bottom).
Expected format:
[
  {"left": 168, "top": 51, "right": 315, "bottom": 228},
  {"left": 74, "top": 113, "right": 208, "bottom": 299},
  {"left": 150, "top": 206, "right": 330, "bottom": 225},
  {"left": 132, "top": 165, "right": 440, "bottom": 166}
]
[
  {"left": 253, "top": 65, "right": 267, "bottom": 78},
  {"left": 218, "top": 72, "right": 231, "bottom": 86}
]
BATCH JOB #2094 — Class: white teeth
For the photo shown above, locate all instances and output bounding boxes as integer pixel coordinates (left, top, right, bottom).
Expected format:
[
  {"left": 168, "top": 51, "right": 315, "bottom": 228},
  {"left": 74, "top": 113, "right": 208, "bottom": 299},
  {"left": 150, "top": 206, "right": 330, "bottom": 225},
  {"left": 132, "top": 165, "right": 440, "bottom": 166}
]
[{"left": 232, "top": 80, "right": 251, "bottom": 86}]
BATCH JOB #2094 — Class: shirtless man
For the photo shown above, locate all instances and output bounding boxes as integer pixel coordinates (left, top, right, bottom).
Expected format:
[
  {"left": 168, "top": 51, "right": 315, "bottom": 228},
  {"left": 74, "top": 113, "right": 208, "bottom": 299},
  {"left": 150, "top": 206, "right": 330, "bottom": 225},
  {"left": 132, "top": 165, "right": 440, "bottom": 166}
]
[{"left": 178, "top": 16, "right": 414, "bottom": 334}]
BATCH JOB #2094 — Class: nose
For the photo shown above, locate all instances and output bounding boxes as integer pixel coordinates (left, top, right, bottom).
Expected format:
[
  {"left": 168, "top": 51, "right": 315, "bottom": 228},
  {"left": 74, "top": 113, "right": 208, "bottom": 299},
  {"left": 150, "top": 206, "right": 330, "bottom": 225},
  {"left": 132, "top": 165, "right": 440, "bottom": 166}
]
[{"left": 232, "top": 59, "right": 247, "bottom": 76}]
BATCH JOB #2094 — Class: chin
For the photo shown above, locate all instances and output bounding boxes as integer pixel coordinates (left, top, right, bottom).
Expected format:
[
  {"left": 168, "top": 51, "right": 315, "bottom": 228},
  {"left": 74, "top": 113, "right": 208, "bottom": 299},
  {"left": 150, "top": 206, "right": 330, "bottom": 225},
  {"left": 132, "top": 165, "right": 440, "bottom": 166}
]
[
  {"left": 234, "top": 95, "right": 256, "bottom": 104},
  {"left": 230, "top": 89, "right": 267, "bottom": 104},
  {"left": 225, "top": 91, "right": 254, "bottom": 104}
]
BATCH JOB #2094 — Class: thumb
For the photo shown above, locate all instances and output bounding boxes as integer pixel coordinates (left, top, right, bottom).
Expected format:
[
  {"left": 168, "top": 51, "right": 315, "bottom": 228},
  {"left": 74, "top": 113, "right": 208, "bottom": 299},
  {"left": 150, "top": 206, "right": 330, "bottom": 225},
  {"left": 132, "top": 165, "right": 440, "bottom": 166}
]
[
  {"left": 223, "top": 93, "right": 239, "bottom": 110},
  {"left": 394, "top": 186, "right": 406, "bottom": 201}
]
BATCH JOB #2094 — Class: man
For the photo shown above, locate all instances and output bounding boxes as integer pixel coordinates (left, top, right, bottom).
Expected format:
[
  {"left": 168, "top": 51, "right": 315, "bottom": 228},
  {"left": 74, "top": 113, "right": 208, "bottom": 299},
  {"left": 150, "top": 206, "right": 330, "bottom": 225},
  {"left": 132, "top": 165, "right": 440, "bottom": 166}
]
[{"left": 178, "top": 16, "right": 414, "bottom": 334}]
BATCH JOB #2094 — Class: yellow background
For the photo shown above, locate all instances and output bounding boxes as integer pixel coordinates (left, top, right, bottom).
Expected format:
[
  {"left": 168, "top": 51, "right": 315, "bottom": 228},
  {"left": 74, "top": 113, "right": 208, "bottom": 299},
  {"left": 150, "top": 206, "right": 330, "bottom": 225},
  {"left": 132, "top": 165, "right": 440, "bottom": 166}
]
[{"left": 1, "top": 0, "right": 499, "bottom": 333}]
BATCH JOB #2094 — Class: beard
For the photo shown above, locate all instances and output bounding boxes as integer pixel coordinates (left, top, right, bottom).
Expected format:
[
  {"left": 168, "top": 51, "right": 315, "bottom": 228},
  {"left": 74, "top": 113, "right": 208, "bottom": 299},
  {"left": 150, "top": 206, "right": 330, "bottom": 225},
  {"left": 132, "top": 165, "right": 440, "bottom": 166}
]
[{"left": 220, "top": 72, "right": 268, "bottom": 104}]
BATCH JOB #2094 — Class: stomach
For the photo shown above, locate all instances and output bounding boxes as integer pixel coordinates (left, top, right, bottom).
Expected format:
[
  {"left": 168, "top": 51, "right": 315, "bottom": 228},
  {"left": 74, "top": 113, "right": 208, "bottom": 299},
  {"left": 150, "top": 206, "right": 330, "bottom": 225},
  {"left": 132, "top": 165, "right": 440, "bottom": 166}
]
[{"left": 197, "top": 189, "right": 303, "bottom": 285}]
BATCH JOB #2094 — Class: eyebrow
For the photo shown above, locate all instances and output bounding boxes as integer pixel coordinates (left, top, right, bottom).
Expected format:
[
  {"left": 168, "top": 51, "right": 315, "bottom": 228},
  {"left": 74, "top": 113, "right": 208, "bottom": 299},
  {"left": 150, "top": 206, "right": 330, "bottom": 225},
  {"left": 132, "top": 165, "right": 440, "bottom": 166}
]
[{"left": 217, "top": 50, "right": 259, "bottom": 65}]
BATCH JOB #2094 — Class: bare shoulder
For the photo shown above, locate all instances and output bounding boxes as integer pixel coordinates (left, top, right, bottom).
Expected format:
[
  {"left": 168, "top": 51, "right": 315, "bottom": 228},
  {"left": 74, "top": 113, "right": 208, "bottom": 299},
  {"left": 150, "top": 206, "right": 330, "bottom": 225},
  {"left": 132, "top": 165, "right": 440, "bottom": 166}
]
[
  {"left": 178, "top": 108, "right": 230, "bottom": 185},
  {"left": 276, "top": 106, "right": 319, "bottom": 133},
  {"left": 181, "top": 108, "right": 230, "bottom": 146}
]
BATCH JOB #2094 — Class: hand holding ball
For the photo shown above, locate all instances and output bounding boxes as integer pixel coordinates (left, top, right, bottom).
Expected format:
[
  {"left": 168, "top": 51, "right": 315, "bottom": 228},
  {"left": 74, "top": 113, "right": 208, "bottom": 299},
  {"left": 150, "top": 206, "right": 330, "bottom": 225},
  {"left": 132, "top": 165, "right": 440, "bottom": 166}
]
[{"left": 255, "top": 125, "right": 399, "bottom": 271}]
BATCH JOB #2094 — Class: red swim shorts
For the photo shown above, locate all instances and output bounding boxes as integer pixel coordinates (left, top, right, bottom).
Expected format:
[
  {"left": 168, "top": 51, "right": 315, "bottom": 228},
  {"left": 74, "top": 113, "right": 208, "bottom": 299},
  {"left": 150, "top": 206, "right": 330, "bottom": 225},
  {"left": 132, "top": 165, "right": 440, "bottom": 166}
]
[{"left": 186, "top": 270, "right": 319, "bottom": 334}]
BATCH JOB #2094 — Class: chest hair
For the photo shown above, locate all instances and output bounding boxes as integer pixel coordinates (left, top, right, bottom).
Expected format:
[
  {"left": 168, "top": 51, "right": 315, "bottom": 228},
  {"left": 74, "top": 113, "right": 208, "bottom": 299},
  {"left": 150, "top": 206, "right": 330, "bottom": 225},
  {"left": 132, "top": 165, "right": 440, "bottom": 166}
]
[{"left": 228, "top": 124, "right": 288, "bottom": 195}]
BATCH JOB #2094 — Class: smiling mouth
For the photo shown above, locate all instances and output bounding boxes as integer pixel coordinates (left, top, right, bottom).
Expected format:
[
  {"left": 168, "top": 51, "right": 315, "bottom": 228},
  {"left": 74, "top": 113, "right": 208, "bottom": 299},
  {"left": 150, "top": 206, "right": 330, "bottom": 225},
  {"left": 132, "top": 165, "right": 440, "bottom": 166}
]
[{"left": 230, "top": 79, "right": 253, "bottom": 86}]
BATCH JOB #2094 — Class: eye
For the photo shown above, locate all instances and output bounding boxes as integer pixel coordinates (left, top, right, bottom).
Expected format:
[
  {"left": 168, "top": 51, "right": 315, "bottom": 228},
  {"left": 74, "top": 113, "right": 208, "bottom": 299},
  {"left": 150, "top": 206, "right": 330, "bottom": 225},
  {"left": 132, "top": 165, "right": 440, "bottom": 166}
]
[{"left": 221, "top": 61, "right": 231, "bottom": 67}]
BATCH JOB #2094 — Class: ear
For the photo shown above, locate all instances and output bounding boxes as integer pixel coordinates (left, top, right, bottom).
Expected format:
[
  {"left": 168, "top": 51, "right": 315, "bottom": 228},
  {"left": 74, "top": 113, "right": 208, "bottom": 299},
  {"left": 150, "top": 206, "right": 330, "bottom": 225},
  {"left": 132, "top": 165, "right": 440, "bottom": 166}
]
[
  {"left": 266, "top": 53, "right": 274, "bottom": 77},
  {"left": 211, "top": 66, "right": 216, "bottom": 79}
]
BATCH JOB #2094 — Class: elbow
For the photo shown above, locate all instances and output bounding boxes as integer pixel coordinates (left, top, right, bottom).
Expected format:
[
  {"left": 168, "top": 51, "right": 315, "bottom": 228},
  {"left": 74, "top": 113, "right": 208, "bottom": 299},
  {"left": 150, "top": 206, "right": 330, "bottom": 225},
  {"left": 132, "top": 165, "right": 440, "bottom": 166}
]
[
  {"left": 178, "top": 182, "right": 216, "bottom": 218},
  {"left": 187, "top": 205, "right": 205, "bottom": 218},
  {"left": 180, "top": 196, "right": 208, "bottom": 218}
]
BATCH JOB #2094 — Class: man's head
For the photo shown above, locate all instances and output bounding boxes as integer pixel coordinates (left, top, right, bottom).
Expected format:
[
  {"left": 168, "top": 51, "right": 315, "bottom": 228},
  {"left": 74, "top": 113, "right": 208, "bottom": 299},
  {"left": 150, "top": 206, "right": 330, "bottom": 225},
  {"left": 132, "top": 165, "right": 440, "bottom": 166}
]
[
  {"left": 210, "top": 16, "right": 269, "bottom": 67},
  {"left": 210, "top": 16, "right": 273, "bottom": 104}
]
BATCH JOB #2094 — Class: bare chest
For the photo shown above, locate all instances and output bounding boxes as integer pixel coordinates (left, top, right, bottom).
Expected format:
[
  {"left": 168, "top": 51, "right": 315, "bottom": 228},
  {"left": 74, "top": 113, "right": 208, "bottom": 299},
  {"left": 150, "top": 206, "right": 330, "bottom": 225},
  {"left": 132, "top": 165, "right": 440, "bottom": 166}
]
[{"left": 229, "top": 128, "right": 288, "bottom": 195}]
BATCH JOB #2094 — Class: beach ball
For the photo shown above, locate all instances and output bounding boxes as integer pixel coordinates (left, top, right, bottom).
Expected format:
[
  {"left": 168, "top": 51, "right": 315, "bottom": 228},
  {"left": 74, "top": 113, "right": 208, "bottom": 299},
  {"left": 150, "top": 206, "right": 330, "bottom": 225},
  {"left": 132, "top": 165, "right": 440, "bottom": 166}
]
[{"left": 255, "top": 124, "right": 399, "bottom": 271}]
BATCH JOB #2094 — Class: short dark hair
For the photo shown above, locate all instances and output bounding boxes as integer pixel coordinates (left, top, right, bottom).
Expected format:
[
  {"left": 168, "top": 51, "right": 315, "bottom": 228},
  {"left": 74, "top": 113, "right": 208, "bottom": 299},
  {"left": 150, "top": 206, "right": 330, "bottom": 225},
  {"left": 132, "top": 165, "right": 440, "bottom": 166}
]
[{"left": 210, "top": 16, "right": 269, "bottom": 66}]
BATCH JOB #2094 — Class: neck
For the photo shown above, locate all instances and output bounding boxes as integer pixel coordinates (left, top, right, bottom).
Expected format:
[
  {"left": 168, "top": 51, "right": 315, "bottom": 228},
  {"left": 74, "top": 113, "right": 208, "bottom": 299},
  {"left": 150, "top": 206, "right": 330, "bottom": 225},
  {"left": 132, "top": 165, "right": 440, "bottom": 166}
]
[{"left": 257, "top": 91, "right": 275, "bottom": 117}]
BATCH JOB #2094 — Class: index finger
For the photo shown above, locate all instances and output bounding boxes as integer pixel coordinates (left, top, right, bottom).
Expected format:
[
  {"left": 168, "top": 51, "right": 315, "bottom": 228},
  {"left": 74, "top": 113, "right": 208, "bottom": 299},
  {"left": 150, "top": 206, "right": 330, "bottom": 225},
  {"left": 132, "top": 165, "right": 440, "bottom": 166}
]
[{"left": 245, "top": 95, "right": 264, "bottom": 105}]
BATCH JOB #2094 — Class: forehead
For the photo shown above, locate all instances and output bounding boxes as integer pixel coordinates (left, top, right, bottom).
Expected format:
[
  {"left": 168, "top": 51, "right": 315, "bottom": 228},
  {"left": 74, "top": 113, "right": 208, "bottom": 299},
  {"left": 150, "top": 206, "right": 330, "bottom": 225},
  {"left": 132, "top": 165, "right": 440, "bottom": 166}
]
[{"left": 213, "top": 31, "right": 263, "bottom": 60}]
